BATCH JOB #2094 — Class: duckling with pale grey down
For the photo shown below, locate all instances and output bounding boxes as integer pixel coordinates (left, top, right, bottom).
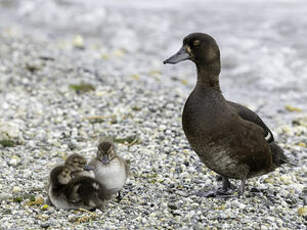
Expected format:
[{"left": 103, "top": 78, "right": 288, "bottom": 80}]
[
  {"left": 65, "top": 153, "right": 95, "bottom": 179},
  {"left": 48, "top": 154, "right": 111, "bottom": 210},
  {"left": 85, "top": 141, "right": 129, "bottom": 201}
]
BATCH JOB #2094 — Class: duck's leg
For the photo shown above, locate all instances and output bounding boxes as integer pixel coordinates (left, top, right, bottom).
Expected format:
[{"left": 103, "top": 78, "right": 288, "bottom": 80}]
[
  {"left": 216, "top": 176, "right": 235, "bottom": 190},
  {"left": 238, "top": 178, "right": 246, "bottom": 196},
  {"left": 116, "top": 191, "right": 122, "bottom": 202},
  {"left": 46, "top": 196, "right": 52, "bottom": 205},
  {"left": 221, "top": 177, "right": 234, "bottom": 191}
]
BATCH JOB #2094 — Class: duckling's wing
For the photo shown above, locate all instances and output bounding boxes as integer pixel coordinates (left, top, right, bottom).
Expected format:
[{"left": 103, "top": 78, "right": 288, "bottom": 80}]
[
  {"left": 78, "top": 177, "right": 109, "bottom": 208},
  {"left": 227, "top": 101, "right": 274, "bottom": 143},
  {"left": 125, "top": 160, "right": 130, "bottom": 177},
  {"left": 118, "top": 156, "right": 130, "bottom": 176},
  {"left": 69, "top": 177, "right": 92, "bottom": 196}
]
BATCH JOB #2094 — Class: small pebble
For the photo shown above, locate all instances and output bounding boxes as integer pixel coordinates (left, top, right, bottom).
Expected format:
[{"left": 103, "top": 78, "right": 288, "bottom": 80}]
[{"left": 12, "top": 186, "right": 22, "bottom": 193}]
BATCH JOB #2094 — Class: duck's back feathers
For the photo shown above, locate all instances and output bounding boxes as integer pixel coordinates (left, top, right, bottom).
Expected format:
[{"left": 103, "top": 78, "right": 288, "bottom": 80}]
[
  {"left": 227, "top": 101, "right": 288, "bottom": 169},
  {"left": 221, "top": 117, "right": 273, "bottom": 178},
  {"left": 65, "top": 176, "right": 111, "bottom": 209}
]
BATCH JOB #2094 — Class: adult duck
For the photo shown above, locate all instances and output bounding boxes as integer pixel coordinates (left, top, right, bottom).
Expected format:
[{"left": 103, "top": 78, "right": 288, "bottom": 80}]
[{"left": 164, "top": 33, "right": 287, "bottom": 197}]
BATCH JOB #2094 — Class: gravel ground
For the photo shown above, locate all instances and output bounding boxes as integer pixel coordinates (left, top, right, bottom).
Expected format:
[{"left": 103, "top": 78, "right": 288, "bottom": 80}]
[{"left": 0, "top": 0, "right": 306, "bottom": 229}]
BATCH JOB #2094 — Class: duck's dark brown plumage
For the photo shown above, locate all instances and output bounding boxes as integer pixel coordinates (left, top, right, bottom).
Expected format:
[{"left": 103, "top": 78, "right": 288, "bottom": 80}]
[{"left": 164, "top": 32, "right": 287, "bottom": 196}]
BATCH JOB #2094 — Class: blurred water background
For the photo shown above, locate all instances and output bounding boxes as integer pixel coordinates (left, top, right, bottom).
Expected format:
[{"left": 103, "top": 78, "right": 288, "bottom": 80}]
[{"left": 0, "top": 0, "right": 306, "bottom": 124}]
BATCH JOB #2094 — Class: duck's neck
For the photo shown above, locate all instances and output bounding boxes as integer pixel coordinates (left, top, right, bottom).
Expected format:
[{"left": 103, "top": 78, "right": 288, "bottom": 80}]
[{"left": 196, "top": 62, "right": 221, "bottom": 92}]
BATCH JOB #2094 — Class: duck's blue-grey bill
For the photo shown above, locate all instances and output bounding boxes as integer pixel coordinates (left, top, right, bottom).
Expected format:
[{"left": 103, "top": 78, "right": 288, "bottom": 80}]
[
  {"left": 101, "top": 154, "right": 110, "bottom": 164},
  {"left": 84, "top": 165, "right": 95, "bottom": 171},
  {"left": 163, "top": 46, "right": 190, "bottom": 64}
]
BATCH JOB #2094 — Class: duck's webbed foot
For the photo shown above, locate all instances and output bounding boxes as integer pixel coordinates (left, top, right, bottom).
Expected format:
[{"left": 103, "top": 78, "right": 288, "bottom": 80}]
[
  {"left": 195, "top": 188, "right": 232, "bottom": 198},
  {"left": 194, "top": 177, "right": 235, "bottom": 198},
  {"left": 221, "top": 177, "right": 236, "bottom": 191}
]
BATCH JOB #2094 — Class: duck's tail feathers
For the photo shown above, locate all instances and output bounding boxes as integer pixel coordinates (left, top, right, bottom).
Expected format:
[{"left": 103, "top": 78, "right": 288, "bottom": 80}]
[{"left": 269, "top": 142, "right": 288, "bottom": 167}]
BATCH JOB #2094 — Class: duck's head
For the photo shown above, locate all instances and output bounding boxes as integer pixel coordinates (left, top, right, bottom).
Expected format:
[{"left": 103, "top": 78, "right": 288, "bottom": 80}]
[
  {"left": 65, "top": 154, "right": 87, "bottom": 173},
  {"left": 96, "top": 141, "right": 116, "bottom": 165},
  {"left": 57, "top": 166, "right": 72, "bottom": 185},
  {"left": 163, "top": 33, "right": 220, "bottom": 66}
]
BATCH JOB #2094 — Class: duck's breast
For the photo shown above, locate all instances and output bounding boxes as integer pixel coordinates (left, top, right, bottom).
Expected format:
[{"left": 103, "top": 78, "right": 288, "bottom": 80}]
[
  {"left": 95, "top": 159, "right": 126, "bottom": 192},
  {"left": 182, "top": 89, "right": 227, "bottom": 139}
]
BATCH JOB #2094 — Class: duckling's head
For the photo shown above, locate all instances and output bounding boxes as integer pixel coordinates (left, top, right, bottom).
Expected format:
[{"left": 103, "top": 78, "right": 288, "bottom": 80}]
[
  {"left": 96, "top": 141, "right": 116, "bottom": 165},
  {"left": 65, "top": 154, "right": 87, "bottom": 173},
  {"left": 163, "top": 33, "right": 220, "bottom": 66},
  {"left": 57, "top": 166, "right": 72, "bottom": 185}
]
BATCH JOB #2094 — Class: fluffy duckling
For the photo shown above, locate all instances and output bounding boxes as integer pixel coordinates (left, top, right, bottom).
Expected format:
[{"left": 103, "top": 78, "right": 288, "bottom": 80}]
[
  {"left": 48, "top": 165, "right": 110, "bottom": 210},
  {"left": 85, "top": 140, "right": 129, "bottom": 200},
  {"left": 48, "top": 165, "right": 80, "bottom": 210},
  {"left": 65, "top": 153, "right": 94, "bottom": 178},
  {"left": 164, "top": 33, "right": 288, "bottom": 197},
  {"left": 64, "top": 174, "right": 111, "bottom": 210}
]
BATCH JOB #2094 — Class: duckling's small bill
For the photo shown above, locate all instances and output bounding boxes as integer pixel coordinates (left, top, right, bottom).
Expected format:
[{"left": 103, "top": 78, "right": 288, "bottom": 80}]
[
  {"left": 163, "top": 46, "right": 190, "bottom": 64},
  {"left": 84, "top": 164, "right": 95, "bottom": 171}
]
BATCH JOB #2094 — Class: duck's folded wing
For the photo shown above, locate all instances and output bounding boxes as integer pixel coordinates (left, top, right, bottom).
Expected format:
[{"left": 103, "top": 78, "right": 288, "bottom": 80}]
[
  {"left": 76, "top": 177, "right": 110, "bottom": 207},
  {"left": 74, "top": 178, "right": 98, "bottom": 197},
  {"left": 227, "top": 101, "right": 274, "bottom": 143},
  {"left": 119, "top": 156, "right": 130, "bottom": 176},
  {"left": 65, "top": 177, "right": 104, "bottom": 209},
  {"left": 64, "top": 182, "right": 82, "bottom": 204},
  {"left": 230, "top": 120, "right": 273, "bottom": 176}
]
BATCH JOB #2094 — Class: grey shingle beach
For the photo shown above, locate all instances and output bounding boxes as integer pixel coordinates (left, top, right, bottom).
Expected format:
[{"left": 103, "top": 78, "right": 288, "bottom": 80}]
[{"left": 0, "top": 0, "right": 306, "bottom": 229}]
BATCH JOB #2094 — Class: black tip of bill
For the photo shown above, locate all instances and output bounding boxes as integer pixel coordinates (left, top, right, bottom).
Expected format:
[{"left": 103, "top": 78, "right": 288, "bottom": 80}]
[
  {"left": 163, "top": 58, "right": 172, "bottom": 64},
  {"left": 163, "top": 46, "right": 190, "bottom": 65}
]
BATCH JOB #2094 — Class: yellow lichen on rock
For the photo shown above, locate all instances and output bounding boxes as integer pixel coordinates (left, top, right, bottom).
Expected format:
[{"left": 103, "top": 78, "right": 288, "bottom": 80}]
[
  {"left": 26, "top": 196, "right": 44, "bottom": 206},
  {"left": 285, "top": 105, "right": 302, "bottom": 112},
  {"left": 298, "top": 207, "right": 307, "bottom": 216},
  {"left": 297, "top": 142, "right": 306, "bottom": 147},
  {"left": 41, "top": 204, "right": 49, "bottom": 210}
]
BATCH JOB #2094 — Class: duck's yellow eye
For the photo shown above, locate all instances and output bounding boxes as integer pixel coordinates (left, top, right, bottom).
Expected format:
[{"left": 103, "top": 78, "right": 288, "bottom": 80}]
[{"left": 193, "top": 40, "right": 200, "bottom": 46}]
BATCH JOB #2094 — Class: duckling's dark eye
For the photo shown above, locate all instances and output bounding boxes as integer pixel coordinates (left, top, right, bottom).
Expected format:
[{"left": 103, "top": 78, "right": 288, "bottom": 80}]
[{"left": 192, "top": 40, "right": 200, "bottom": 47}]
